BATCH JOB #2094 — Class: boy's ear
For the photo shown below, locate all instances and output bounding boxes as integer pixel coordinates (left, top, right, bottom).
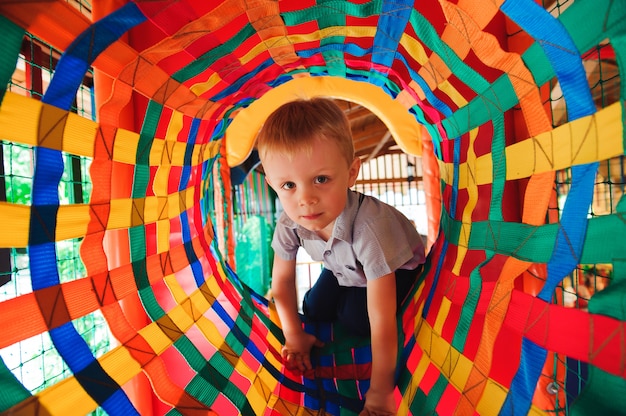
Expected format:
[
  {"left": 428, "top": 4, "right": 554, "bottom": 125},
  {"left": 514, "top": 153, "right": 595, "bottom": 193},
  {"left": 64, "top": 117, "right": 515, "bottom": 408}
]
[{"left": 349, "top": 157, "right": 361, "bottom": 187}]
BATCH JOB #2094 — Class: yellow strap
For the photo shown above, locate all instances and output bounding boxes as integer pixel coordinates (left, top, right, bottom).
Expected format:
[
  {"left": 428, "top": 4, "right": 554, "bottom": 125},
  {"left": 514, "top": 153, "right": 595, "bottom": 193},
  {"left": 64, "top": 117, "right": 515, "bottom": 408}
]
[
  {"left": 0, "top": 92, "right": 220, "bottom": 166},
  {"left": 439, "top": 100, "right": 625, "bottom": 187},
  {"left": 453, "top": 127, "right": 479, "bottom": 275},
  {"left": 0, "top": 203, "right": 29, "bottom": 247},
  {"left": 411, "top": 303, "right": 545, "bottom": 416},
  {"left": 0, "top": 188, "right": 200, "bottom": 248}
]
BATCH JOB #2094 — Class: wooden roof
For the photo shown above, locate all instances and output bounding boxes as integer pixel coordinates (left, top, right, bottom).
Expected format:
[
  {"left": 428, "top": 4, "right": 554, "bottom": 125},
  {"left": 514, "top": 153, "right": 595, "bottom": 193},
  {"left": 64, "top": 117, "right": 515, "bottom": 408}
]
[{"left": 335, "top": 100, "right": 402, "bottom": 163}]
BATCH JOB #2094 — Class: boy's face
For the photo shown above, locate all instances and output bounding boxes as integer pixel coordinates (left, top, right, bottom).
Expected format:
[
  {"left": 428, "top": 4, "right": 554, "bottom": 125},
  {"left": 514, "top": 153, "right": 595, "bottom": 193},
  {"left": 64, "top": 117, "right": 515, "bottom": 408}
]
[{"left": 263, "top": 137, "right": 360, "bottom": 239}]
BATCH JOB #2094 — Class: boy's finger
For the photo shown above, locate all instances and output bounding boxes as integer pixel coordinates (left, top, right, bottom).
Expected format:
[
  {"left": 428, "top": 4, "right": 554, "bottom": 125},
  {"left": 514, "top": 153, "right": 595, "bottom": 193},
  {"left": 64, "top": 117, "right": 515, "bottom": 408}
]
[
  {"left": 303, "top": 357, "right": 313, "bottom": 371},
  {"left": 296, "top": 354, "right": 307, "bottom": 371}
]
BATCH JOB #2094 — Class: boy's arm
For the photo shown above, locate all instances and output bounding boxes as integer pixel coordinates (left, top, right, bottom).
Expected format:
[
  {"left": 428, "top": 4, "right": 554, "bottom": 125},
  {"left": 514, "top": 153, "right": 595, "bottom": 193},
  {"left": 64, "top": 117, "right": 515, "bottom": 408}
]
[
  {"left": 362, "top": 272, "right": 398, "bottom": 415},
  {"left": 271, "top": 254, "right": 323, "bottom": 372}
]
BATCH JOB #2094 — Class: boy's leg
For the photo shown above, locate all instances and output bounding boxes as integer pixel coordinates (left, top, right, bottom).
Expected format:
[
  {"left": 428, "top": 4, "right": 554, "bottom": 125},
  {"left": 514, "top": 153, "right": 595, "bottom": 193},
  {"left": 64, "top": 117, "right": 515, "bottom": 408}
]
[
  {"left": 338, "top": 287, "right": 370, "bottom": 337},
  {"left": 337, "top": 266, "right": 423, "bottom": 338},
  {"left": 395, "top": 265, "right": 421, "bottom": 305},
  {"left": 302, "top": 268, "right": 342, "bottom": 322}
]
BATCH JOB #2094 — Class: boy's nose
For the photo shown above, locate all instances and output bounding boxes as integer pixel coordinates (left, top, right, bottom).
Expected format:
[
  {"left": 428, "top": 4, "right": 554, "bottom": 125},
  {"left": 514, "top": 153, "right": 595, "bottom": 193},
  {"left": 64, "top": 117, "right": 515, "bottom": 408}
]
[{"left": 298, "top": 188, "right": 318, "bottom": 205}]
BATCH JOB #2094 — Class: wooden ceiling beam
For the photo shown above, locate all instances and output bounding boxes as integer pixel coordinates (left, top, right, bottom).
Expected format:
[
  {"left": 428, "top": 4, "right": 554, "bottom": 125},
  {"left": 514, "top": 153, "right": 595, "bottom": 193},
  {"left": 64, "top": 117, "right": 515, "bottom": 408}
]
[
  {"left": 350, "top": 114, "right": 383, "bottom": 133},
  {"left": 356, "top": 141, "right": 394, "bottom": 159},
  {"left": 353, "top": 125, "right": 392, "bottom": 144},
  {"left": 365, "top": 131, "right": 392, "bottom": 163},
  {"left": 356, "top": 144, "right": 394, "bottom": 159},
  {"left": 346, "top": 106, "right": 375, "bottom": 120}
]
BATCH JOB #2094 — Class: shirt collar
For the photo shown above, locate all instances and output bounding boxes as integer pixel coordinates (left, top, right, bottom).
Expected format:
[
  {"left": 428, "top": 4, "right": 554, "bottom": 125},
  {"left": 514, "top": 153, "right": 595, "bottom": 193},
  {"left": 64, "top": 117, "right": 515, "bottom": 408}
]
[{"left": 331, "top": 189, "right": 360, "bottom": 243}]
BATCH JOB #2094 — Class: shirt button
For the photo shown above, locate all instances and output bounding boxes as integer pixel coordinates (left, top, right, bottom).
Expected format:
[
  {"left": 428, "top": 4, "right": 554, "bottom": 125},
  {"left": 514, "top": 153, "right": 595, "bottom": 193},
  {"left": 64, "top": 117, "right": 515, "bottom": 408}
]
[
  {"left": 324, "top": 250, "right": 331, "bottom": 256},
  {"left": 336, "top": 273, "right": 343, "bottom": 278}
]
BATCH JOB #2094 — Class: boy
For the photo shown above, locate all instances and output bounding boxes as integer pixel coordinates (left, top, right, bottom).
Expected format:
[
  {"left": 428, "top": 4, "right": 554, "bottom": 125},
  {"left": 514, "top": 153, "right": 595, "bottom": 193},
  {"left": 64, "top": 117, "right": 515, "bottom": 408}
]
[{"left": 256, "top": 97, "right": 425, "bottom": 416}]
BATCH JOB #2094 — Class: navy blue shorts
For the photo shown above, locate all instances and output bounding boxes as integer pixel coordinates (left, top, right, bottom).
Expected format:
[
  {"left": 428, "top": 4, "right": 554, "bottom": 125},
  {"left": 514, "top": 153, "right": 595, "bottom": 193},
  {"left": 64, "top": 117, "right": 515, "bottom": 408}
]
[{"left": 302, "top": 266, "right": 421, "bottom": 337}]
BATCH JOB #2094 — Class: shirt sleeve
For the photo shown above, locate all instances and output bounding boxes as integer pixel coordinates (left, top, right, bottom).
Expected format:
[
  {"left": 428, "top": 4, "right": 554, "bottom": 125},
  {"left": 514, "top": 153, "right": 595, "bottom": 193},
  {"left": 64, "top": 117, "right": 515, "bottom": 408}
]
[{"left": 271, "top": 215, "right": 300, "bottom": 261}]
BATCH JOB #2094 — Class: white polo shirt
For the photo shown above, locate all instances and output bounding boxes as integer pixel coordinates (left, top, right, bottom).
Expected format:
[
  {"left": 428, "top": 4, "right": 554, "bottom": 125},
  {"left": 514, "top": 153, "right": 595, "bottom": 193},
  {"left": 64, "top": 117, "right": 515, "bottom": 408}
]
[{"left": 272, "top": 190, "right": 426, "bottom": 287}]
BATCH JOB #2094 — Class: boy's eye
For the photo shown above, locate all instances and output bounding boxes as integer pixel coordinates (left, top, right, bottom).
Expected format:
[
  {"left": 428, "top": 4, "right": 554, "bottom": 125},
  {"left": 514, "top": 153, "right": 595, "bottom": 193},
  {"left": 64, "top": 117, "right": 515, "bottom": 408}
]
[
  {"left": 314, "top": 176, "right": 329, "bottom": 184},
  {"left": 281, "top": 182, "right": 295, "bottom": 190}
]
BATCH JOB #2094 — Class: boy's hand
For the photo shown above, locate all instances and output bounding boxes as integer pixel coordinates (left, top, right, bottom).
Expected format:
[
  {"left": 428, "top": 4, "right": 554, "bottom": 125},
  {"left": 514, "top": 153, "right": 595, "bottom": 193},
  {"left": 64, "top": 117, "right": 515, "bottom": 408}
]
[
  {"left": 359, "top": 389, "right": 396, "bottom": 416},
  {"left": 359, "top": 406, "right": 395, "bottom": 416},
  {"left": 281, "top": 331, "right": 324, "bottom": 372}
]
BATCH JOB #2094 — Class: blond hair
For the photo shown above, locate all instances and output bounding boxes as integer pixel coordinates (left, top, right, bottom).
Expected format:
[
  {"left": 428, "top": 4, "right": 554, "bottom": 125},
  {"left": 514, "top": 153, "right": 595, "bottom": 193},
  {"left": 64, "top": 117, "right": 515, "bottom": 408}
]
[{"left": 256, "top": 97, "right": 354, "bottom": 166}]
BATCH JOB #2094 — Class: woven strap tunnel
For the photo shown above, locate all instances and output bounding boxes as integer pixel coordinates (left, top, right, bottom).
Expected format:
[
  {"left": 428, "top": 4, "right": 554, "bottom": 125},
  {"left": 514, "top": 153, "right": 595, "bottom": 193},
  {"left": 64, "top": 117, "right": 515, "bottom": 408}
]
[{"left": 0, "top": 1, "right": 625, "bottom": 415}]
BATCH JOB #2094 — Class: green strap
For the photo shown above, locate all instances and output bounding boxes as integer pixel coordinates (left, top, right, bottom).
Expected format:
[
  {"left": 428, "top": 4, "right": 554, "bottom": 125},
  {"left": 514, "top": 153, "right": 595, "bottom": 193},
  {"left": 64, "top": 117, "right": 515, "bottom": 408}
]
[
  {"left": 0, "top": 356, "right": 31, "bottom": 412},
  {"left": 0, "top": 15, "right": 25, "bottom": 105},
  {"left": 571, "top": 271, "right": 626, "bottom": 415},
  {"left": 282, "top": 1, "right": 381, "bottom": 26},
  {"left": 317, "top": 0, "right": 350, "bottom": 78},
  {"left": 172, "top": 24, "right": 257, "bottom": 83},
  {"left": 441, "top": 204, "right": 626, "bottom": 265},
  {"left": 580, "top": 194, "right": 626, "bottom": 264}
]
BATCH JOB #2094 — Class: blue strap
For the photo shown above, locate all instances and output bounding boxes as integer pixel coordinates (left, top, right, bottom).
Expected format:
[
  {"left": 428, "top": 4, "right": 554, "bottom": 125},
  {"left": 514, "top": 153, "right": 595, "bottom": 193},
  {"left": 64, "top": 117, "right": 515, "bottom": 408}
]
[
  {"left": 422, "top": 235, "right": 447, "bottom": 318},
  {"left": 500, "top": 0, "right": 595, "bottom": 120},
  {"left": 499, "top": 1, "right": 597, "bottom": 413},
  {"left": 42, "top": 2, "right": 147, "bottom": 110},
  {"left": 369, "top": 0, "right": 413, "bottom": 86},
  {"left": 28, "top": 3, "right": 147, "bottom": 414}
]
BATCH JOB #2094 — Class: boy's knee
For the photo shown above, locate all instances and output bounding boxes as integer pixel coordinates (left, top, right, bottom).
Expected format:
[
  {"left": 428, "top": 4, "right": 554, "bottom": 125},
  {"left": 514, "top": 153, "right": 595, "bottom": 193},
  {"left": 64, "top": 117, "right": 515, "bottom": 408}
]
[
  {"left": 302, "top": 291, "right": 336, "bottom": 322},
  {"left": 338, "top": 315, "right": 370, "bottom": 338}
]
